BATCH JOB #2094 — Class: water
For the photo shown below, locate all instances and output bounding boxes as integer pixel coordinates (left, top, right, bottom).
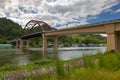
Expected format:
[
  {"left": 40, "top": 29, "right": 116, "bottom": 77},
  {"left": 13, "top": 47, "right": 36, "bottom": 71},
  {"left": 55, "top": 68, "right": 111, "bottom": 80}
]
[{"left": 0, "top": 47, "right": 106, "bottom": 66}]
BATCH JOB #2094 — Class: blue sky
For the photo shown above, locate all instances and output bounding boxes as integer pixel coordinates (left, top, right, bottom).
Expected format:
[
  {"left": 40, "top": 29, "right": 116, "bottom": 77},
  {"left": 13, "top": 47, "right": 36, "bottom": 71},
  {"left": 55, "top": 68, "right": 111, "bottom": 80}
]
[
  {"left": 0, "top": 0, "right": 120, "bottom": 29},
  {"left": 87, "top": 3, "right": 120, "bottom": 24}
]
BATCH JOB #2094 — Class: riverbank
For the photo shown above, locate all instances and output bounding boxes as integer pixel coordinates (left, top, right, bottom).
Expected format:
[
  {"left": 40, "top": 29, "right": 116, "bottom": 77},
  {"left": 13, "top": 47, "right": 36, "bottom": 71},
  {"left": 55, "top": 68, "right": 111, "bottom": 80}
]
[{"left": 0, "top": 51, "right": 120, "bottom": 80}]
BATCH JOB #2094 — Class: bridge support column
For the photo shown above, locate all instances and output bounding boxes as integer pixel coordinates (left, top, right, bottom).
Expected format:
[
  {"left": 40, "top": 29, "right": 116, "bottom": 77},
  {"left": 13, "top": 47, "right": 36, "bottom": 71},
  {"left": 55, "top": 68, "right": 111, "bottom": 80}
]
[
  {"left": 19, "top": 39, "right": 23, "bottom": 49},
  {"left": 53, "top": 37, "right": 58, "bottom": 51},
  {"left": 26, "top": 40, "right": 29, "bottom": 49},
  {"left": 116, "top": 34, "right": 120, "bottom": 50},
  {"left": 42, "top": 34, "right": 47, "bottom": 53},
  {"left": 105, "top": 24, "right": 118, "bottom": 51},
  {"left": 107, "top": 33, "right": 117, "bottom": 51},
  {"left": 15, "top": 41, "right": 19, "bottom": 48}
]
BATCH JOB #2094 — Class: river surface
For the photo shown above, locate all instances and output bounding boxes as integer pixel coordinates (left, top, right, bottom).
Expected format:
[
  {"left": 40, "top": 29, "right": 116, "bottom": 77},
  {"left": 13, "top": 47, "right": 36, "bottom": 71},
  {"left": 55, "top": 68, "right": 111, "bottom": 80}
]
[{"left": 0, "top": 47, "right": 106, "bottom": 66}]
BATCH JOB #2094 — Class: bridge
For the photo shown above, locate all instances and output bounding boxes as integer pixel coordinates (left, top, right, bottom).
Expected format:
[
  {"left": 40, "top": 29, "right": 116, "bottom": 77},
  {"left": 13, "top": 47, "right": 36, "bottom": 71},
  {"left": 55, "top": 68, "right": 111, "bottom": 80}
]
[{"left": 9, "top": 19, "right": 120, "bottom": 52}]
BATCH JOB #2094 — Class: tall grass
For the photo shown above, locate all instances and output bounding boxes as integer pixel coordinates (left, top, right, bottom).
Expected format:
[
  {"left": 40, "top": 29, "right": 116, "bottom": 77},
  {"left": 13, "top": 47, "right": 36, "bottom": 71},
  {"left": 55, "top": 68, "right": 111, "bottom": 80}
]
[
  {"left": 26, "top": 51, "right": 120, "bottom": 80},
  {"left": 54, "top": 50, "right": 65, "bottom": 80}
]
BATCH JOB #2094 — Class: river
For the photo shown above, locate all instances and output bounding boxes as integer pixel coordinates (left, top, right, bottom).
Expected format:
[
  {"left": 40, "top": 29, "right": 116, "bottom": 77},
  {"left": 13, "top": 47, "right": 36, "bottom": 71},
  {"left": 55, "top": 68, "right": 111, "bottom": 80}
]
[{"left": 0, "top": 47, "right": 106, "bottom": 66}]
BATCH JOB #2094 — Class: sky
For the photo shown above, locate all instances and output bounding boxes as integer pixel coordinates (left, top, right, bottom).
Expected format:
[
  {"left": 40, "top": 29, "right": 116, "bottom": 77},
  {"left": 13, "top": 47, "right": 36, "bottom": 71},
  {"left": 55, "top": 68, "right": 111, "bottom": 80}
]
[{"left": 0, "top": 0, "right": 120, "bottom": 29}]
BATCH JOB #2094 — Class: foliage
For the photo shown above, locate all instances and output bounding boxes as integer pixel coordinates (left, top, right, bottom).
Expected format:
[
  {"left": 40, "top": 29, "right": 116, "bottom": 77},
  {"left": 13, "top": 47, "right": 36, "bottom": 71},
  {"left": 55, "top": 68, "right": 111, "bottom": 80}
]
[
  {"left": 0, "top": 18, "right": 22, "bottom": 43},
  {"left": 81, "top": 34, "right": 106, "bottom": 44},
  {"left": 0, "top": 64, "right": 20, "bottom": 71},
  {"left": 58, "top": 34, "right": 106, "bottom": 45}
]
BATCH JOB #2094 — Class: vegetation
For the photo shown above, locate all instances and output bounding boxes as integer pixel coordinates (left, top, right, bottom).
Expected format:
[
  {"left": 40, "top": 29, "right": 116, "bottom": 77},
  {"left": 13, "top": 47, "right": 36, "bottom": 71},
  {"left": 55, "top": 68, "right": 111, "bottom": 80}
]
[
  {"left": 0, "top": 18, "right": 22, "bottom": 43},
  {"left": 0, "top": 51, "right": 120, "bottom": 79},
  {"left": 58, "top": 34, "right": 106, "bottom": 45}
]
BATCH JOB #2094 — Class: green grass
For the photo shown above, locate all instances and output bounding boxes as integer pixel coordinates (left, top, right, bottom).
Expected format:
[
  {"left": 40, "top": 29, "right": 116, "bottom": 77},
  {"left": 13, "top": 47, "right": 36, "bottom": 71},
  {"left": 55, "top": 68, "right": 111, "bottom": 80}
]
[
  {"left": 1, "top": 51, "right": 120, "bottom": 80},
  {"left": 21, "top": 68, "right": 120, "bottom": 80}
]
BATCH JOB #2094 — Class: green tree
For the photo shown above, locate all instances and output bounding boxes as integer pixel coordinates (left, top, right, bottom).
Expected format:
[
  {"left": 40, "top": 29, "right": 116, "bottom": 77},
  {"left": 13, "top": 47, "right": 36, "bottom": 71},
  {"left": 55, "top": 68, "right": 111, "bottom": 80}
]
[{"left": 0, "top": 18, "right": 22, "bottom": 43}]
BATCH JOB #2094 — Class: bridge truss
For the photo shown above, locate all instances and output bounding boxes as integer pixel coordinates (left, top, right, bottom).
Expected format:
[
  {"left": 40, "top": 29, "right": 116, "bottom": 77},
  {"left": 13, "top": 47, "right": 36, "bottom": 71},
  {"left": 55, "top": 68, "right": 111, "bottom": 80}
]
[{"left": 22, "top": 20, "right": 53, "bottom": 35}]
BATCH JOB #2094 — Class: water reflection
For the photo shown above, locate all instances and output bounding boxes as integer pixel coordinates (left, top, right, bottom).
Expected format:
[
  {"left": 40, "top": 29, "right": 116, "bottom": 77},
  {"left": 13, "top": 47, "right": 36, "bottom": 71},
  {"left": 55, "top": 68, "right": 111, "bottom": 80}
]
[
  {"left": 0, "top": 47, "right": 106, "bottom": 66},
  {"left": 14, "top": 56, "right": 30, "bottom": 65}
]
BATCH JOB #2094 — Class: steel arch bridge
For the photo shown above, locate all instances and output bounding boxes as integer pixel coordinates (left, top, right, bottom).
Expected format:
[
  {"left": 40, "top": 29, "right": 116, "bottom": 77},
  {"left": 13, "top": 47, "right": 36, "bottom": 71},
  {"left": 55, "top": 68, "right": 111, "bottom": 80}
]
[
  {"left": 23, "top": 20, "right": 53, "bottom": 34},
  {"left": 21, "top": 20, "right": 54, "bottom": 39}
]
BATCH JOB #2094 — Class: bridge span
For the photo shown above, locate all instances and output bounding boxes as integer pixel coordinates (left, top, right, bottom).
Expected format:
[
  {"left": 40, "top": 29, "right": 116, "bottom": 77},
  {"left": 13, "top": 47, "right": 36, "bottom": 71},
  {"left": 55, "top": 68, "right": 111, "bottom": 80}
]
[
  {"left": 42, "top": 19, "right": 120, "bottom": 52},
  {"left": 10, "top": 19, "right": 120, "bottom": 52}
]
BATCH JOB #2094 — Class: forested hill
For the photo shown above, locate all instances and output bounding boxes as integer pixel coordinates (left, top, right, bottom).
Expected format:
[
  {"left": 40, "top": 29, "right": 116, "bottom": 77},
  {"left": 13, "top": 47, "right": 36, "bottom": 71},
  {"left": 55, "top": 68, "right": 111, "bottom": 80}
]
[{"left": 0, "top": 18, "right": 22, "bottom": 43}]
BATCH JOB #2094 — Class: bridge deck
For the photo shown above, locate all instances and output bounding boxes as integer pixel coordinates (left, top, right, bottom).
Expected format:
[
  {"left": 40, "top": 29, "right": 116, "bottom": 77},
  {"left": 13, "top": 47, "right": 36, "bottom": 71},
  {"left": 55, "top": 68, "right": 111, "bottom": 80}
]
[
  {"left": 21, "top": 19, "right": 120, "bottom": 39},
  {"left": 21, "top": 32, "right": 43, "bottom": 39},
  {"left": 44, "top": 19, "right": 120, "bottom": 36}
]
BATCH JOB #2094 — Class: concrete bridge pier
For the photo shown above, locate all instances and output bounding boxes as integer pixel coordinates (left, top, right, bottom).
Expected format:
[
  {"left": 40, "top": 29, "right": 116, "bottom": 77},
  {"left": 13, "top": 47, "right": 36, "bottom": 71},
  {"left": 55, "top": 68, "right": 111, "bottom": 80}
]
[
  {"left": 26, "top": 40, "right": 29, "bottom": 49},
  {"left": 8, "top": 40, "right": 19, "bottom": 48},
  {"left": 107, "top": 33, "right": 117, "bottom": 51},
  {"left": 42, "top": 34, "right": 47, "bottom": 53},
  {"left": 116, "top": 33, "right": 120, "bottom": 50},
  {"left": 53, "top": 36, "right": 58, "bottom": 51},
  {"left": 107, "top": 32, "right": 120, "bottom": 51},
  {"left": 105, "top": 24, "right": 117, "bottom": 51},
  {"left": 14, "top": 40, "right": 19, "bottom": 48},
  {"left": 19, "top": 39, "right": 30, "bottom": 49},
  {"left": 42, "top": 33, "right": 58, "bottom": 53},
  {"left": 19, "top": 39, "right": 23, "bottom": 49}
]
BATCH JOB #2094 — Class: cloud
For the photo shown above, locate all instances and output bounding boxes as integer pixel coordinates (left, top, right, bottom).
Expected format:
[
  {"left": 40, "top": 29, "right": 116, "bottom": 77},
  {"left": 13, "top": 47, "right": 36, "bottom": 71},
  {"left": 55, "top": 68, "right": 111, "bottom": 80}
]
[
  {"left": 115, "top": 9, "right": 120, "bottom": 13},
  {"left": 0, "top": 0, "right": 119, "bottom": 28}
]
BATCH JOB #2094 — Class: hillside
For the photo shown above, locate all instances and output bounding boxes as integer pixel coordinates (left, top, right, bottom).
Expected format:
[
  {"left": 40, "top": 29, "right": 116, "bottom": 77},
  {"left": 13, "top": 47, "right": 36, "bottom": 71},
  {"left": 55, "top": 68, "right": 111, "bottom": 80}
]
[{"left": 0, "top": 18, "right": 22, "bottom": 43}]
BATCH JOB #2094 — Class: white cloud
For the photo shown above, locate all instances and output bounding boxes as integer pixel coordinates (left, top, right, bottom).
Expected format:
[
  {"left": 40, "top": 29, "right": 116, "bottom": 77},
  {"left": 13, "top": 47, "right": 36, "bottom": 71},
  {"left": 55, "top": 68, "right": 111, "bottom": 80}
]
[
  {"left": 0, "top": 0, "right": 119, "bottom": 28},
  {"left": 115, "top": 9, "right": 120, "bottom": 13}
]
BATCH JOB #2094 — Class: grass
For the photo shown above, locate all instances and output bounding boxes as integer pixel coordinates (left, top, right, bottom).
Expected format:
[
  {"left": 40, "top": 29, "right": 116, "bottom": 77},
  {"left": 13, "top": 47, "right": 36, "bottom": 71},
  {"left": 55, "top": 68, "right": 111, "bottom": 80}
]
[
  {"left": 1, "top": 51, "right": 120, "bottom": 80},
  {"left": 20, "top": 68, "right": 120, "bottom": 80}
]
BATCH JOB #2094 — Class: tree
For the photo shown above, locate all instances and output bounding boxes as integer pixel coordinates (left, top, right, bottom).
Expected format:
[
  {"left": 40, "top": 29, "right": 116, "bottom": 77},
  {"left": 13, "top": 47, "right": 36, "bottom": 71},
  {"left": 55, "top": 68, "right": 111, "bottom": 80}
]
[{"left": 0, "top": 18, "right": 22, "bottom": 43}]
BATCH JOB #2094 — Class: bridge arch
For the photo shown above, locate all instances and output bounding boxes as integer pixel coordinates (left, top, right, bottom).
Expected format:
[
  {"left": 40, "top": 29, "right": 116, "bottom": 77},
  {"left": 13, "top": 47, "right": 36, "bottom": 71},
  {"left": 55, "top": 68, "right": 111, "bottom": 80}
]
[{"left": 23, "top": 20, "right": 53, "bottom": 35}]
